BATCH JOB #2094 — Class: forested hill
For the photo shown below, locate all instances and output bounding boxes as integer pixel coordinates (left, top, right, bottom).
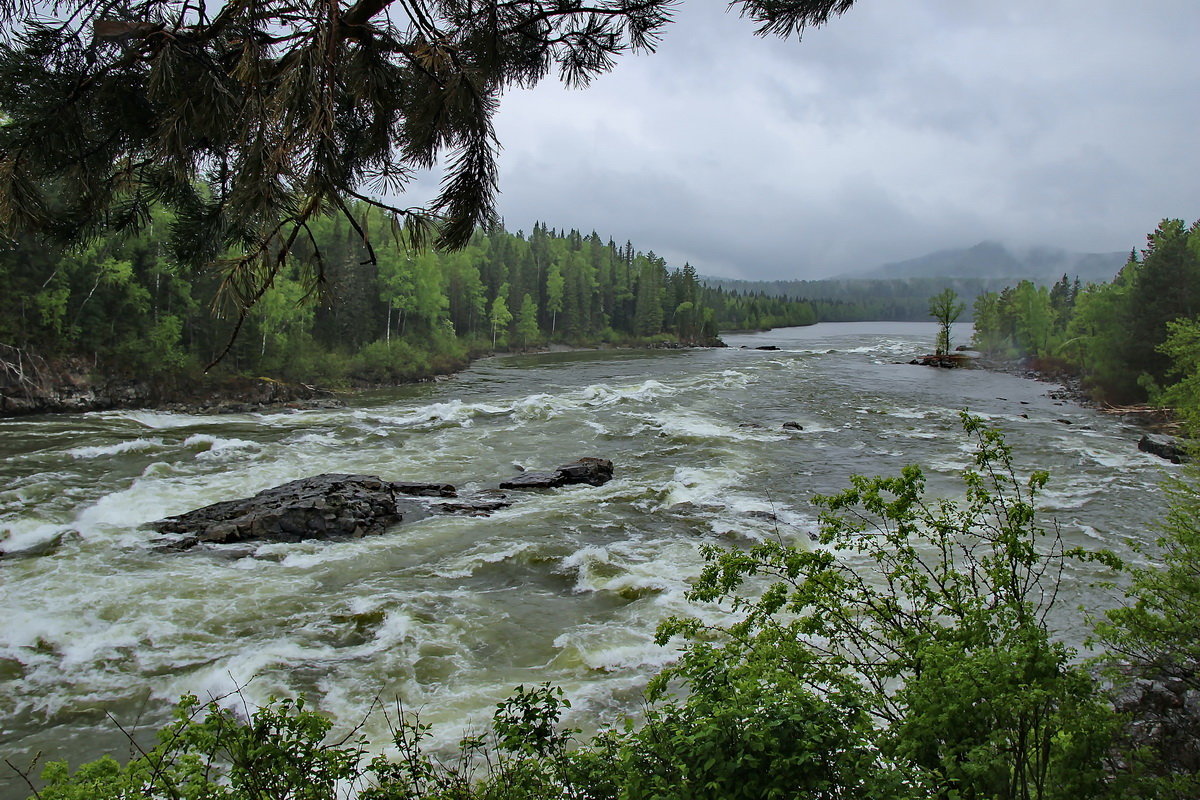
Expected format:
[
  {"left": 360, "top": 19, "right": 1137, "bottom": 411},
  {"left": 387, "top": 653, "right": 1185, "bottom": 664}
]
[
  {"left": 703, "top": 242, "right": 1128, "bottom": 323},
  {"left": 0, "top": 212, "right": 819, "bottom": 391},
  {"left": 848, "top": 241, "right": 1126, "bottom": 283},
  {"left": 701, "top": 276, "right": 1016, "bottom": 322}
]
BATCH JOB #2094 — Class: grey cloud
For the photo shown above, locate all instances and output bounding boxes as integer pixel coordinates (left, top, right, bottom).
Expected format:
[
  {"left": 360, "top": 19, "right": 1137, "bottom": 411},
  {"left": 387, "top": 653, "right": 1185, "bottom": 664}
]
[{"left": 486, "top": 1, "right": 1200, "bottom": 279}]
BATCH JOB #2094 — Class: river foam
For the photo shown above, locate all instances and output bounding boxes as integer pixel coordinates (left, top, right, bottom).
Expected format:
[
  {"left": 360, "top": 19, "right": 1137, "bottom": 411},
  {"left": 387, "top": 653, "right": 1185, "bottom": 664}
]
[{"left": 0, "top": 322, "right": 1173, "bottom": 800}]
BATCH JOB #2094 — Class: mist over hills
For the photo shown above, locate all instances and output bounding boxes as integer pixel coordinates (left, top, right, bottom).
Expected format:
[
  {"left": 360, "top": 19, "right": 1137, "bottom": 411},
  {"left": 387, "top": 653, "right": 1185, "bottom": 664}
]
[
  {"left": 702, "top": 242, "right": 1129, "bottom": 323},
  {"left": 845, "top": 241, "right": 1127, "bottom": 284}
]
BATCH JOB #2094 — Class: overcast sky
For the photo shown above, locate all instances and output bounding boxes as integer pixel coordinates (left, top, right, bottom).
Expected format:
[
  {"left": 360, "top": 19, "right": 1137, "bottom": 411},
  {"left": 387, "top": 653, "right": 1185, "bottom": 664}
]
[{"left": 481, "top": 0, "right": 1200, "bottom": 280}]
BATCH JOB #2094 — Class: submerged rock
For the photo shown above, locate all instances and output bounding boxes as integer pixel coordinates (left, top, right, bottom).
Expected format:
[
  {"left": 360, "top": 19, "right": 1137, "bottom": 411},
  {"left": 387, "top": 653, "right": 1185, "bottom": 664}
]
[
  {"left": 1139, "top": 434, "right": 1190, "bottom": 464},
  {"left": 151, "top": 473, "right": 437, "bottom": 550},
  {"left": 433, "top": 497, "right": 514, "bottom": 516},
  {"left": 392, "top": 482, "right": 457, "bottom": 497},
  {"left": 499, "top": 458, "right": 614, "bottom": 490},
  {"left": 0, "top": 530, "right": 74, "bottom": 560}
]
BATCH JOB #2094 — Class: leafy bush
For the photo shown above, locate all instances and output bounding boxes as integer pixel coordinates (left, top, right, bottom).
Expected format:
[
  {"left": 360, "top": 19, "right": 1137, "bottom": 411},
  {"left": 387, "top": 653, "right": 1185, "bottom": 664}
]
[
  {"left": 36, "top": 694, "right": 366, "bottom": 799},
  {"left": 655, "top": 412, "right": 1122, "bottom": 799}
]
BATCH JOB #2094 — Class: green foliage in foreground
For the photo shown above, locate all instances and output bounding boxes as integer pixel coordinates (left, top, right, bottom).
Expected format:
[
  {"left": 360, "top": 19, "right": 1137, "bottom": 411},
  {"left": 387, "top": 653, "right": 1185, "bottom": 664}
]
[{"left": 35, "top": 415, "right": 1197, "bottom": 799}]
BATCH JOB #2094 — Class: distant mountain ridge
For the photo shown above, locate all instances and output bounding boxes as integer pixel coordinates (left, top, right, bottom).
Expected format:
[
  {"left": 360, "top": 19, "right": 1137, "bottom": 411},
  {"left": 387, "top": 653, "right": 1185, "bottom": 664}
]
[
  {"left": 845, "top": 241, "right": 1126, "bottom": 284},
  {"left": 699, "top": 242, "right": 1128, "bottom": 324}
]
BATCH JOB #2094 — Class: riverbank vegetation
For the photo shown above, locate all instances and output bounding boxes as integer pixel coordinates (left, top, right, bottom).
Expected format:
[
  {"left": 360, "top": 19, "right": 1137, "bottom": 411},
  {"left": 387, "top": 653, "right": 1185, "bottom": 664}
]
[
  {"left": 0, "top": 210, "right": 819, "bottom": 393},
  {"left": 971, "top": 219, "right": 1200, "bottom": 430},
  {"left": 24, "top": 415, "right": 1200, "bottom": 800}
]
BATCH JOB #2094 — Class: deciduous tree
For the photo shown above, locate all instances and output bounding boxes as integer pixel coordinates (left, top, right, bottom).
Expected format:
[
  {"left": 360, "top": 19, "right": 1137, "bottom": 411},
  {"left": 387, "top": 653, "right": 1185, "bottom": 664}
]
[{"left": 928, "top": 287, "right": 964, "bottom": 355}]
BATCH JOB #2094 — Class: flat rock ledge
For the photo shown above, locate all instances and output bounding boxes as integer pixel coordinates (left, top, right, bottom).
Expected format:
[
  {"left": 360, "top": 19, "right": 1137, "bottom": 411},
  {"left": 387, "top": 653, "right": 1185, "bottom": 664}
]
[
  {"left": 499, "top": 458, "right": 614, "bottom": 489},
  {"left": 152, "top": 459, "right": 614, "bottom": 552}
]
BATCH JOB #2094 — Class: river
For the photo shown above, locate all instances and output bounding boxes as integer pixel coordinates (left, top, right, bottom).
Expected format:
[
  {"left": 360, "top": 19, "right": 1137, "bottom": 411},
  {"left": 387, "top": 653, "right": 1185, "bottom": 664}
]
[{"left": 0, "top": 322, "right": 1178, "bottom": 797}]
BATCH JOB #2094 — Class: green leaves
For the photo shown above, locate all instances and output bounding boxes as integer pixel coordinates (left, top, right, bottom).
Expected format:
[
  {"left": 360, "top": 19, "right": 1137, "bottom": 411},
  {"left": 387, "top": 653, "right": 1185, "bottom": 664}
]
[
  {"left": 658, "top": 413, "right": 1122, "bottom": 799},
  {"left": 37, "top": 693, "right": 367, "bottom": 800}
]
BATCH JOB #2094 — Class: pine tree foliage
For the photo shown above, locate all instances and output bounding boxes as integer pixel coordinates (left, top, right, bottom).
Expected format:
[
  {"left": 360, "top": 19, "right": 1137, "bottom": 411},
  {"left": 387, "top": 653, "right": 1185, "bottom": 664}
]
[
  {"left": 0, "top": 0, "right": 857, "bottom": 358},
  {"left": 0, "top": 211, "right": 818, "bottom": 386}
]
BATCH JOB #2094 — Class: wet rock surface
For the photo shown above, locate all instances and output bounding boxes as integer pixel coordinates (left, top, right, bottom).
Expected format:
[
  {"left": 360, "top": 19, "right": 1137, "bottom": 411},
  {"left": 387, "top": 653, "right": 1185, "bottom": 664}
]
[
  {"left": 152, "top": 460, "right": 611, "bottom": 552},
  {"left": 1110, "top": 663, "right": 1200, "bottom": 774},
  {"left": 0, "top": 354, "right": 343, "bottom": 417},
  {"left": 499, "top": 458, "right": 614, "bottom": 489},
  {"left": 1139, "top": 433, "right": 1190, "bottom": 464},
  {"left": 151, "top": 474, "right": 429, "bottom": 550}
]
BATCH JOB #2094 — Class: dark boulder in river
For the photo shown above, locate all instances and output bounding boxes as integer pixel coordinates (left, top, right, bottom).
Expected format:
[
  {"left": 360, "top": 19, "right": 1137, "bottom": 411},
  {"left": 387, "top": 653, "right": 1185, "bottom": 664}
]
[
  {"left": 1139, "top": 434, "right": 1190, "bottom": 464},
  {"left": 499, "top": 458, "right": 614, "bottom": 490},
  {"left": 151, "top": 473, "right": 452, "bottom": 550}
]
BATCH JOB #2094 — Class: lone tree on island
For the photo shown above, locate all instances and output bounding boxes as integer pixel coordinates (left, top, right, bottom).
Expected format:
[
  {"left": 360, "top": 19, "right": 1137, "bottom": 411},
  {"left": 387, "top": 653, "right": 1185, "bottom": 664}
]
[
  {"left": 0, "top": 0, "right": 856, "bottom": 364},
  {"left": 929, "top": 287, "right": 965, "bottom": 356}
]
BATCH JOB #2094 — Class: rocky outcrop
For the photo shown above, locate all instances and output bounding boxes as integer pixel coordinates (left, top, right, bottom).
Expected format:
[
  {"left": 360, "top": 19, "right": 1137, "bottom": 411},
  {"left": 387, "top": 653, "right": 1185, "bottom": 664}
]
[
  {"left": 0, "top": 351, "right": 343, "bottom": 417},
  {"left": 0, "top": 352, "right": 153, "bottom": 415},
  {"left": 152, "top": 459, "right": 612, "bottom": 552},
  {"left": 1139, "top": 434, "right": 1190, "bottom": 464},
  {"left": 499, "top": 458, "right": 614, "bottom": 490},
  {"left": 152, "top": 474, "right": 443, "bottom": 550},
  {"left": 1111, "top": 666, "right": 1200, "bottom": 774}
]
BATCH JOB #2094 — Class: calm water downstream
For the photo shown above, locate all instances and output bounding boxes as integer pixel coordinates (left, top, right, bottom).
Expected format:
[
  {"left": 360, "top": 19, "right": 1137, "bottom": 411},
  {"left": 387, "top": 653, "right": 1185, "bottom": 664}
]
[{"left": 0, "top": 322, "right": 1178, "bottom": 796}]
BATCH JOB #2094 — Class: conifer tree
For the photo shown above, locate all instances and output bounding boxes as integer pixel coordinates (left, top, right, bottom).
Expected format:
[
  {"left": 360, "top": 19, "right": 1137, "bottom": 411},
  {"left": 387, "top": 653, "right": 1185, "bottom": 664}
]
[{"left": 0, "top": 0, "right": 857, "bottom": 360}]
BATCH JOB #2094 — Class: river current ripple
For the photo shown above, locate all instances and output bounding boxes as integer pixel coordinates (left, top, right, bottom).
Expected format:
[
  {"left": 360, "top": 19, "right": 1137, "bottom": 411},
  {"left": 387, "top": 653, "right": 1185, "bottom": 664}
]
[{"left": 0, "top": 322, "right": 1178, "bottom": 795}]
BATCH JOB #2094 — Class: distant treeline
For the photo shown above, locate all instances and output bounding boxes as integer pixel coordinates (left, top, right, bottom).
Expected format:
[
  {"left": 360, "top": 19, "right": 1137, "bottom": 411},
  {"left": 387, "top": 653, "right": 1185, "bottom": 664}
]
[
  {"left": 972, "top": 219, "right": 1200, "bottom": 425},
  {"left": 0, "top": 209, "right": 825, "bottom": 386},
  {"left": 701, "top": 276, "right": 1041, "bottom": 323}
]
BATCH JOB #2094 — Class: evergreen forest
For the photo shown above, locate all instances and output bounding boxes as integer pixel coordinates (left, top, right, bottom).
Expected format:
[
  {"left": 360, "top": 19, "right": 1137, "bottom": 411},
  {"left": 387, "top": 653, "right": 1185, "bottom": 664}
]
[{"left": 0, "top": 209, "right": 819, "bottom": 389}]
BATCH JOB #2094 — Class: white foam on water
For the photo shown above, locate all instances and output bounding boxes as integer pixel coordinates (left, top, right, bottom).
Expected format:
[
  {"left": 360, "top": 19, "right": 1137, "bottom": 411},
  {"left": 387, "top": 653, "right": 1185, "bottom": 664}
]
[
  {"left": 0, "top": 520, "right": 72, "bottom": 554},
  {"left": 577, "top": 379, "right": 675, "bottom": 406},
  {"left": 889, "top": 410, "right": 928, "bottom": 420},
  {"left": 1084, "top": 445, "right": 1169, "bottom": 470},
  {"left": 432, "top": 540, "right": 541, "bottom": 579},
  {"left": 97, "top": 409, "right": 209, "bottom": 429},
  {"left": 73, "top": 479, "right": 185, "bottom": 531},
  {"left": 649, "top": 409, "right": 783, "bottom": 444},
  {"left": 160, "top": 638, "right": 342, "bottom": 710},
  {"left": 1038, "top": 482, "right": 1107, "bottom": 511},
  {"left": 710, "top": 370, "right": 754, "bottom": 389},
  {"left": 656, "top": 466, "right": 738, "bottom": 510},
  {"left": 1062, "top": 522, "right": 1111, "bottom": 544},
  {"left": 64, "top": 437, "right": 166, "bottom": 459},
  {"left": 183, "top": 433, "right": 263, "bottom": 460},
  {"left": 553, "top": 625, "right": 672, "bottom": 673}
]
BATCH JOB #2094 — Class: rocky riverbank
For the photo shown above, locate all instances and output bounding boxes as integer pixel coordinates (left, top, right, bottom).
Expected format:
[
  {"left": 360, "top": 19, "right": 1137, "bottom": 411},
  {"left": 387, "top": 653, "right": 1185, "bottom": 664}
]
[
  {"left": 0, "top": 354, "right": 346, "bottom": 417},
  {"left": 971, "top": 356, "right": 1190, "bottom": 462},
  {"left": 1, "top": 340, "right": 725, "bottom": 418}
]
